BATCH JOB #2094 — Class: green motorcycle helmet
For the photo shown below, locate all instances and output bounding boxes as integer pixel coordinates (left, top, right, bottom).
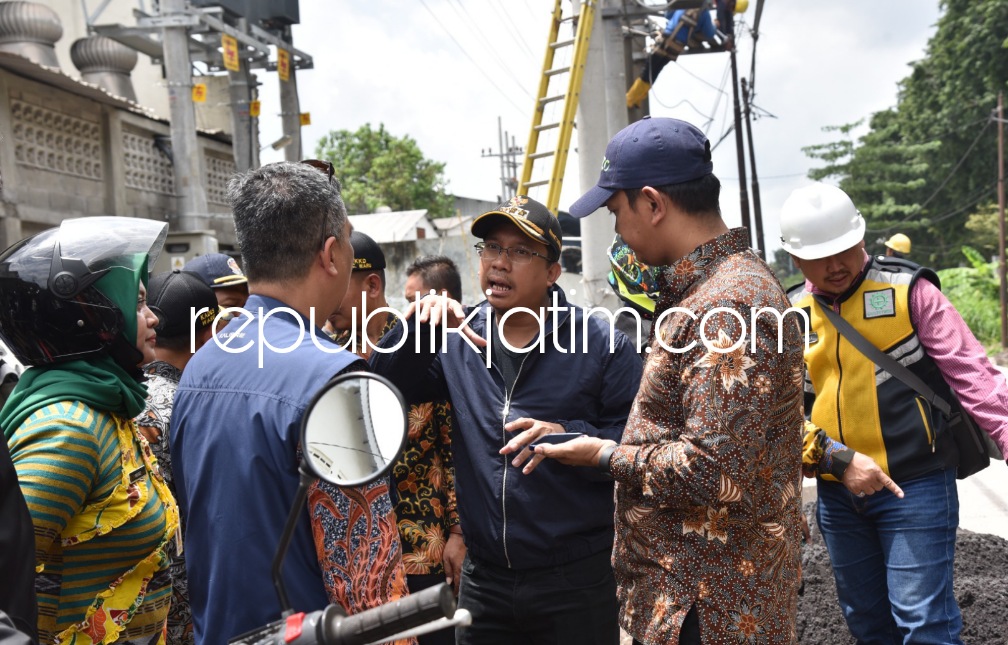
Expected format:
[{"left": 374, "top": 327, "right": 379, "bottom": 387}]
[
  {"left": 607, "top": 234, "right": 661, "bottom": 319},
  {"left": 0, "top": 216, "right": 167, "bottom": 369}
]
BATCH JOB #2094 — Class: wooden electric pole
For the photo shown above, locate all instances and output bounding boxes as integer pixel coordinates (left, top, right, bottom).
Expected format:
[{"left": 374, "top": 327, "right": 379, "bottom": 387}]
[
  {"left": 729, "top": 48, "right": 752, "bottom": 249},
  {"left": 741, "top": 76, "right": 764, "bottom": 260},
  {"left": 997, "top": 91, "right": 1006, "bottom": 349}
]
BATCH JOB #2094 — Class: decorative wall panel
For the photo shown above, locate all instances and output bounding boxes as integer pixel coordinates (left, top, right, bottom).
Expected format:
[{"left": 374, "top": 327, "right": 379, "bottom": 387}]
[
  {"left": 10, "top": 99, "right": 102, "bottom": 180},
  {"left": 122, "top": 129, "right": 174, "bottom": 194},
  {"left": 205, "top": 153, "right": 235, "bottom": 206}
]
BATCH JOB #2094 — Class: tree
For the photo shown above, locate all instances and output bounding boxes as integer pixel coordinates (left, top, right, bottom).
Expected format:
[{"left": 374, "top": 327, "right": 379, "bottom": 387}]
[
  {"left": 314, "top": 123, "right": 455, "bottom": 218},
  {"left": 803, "top": 0, "right": 1008, "bottom": 268}
]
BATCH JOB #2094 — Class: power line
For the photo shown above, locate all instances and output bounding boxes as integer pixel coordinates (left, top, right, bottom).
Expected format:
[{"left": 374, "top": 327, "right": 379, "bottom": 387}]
[
  {"left": 873, "top": 120, "right": 994, "bottom": 230},
  {"left": 487, "top": 0, "right": 538, "bottom": 61},
  {"left": 649, "top": 94, "right": 712, "bottom": 120},
  {"left": 446, "top": 0, "right": 533, "bottom": 98},
  {"left": 720, "top": 172, "right": 808, "bottom": 181},
  {"left": 417, "top": 0, "right": 528, "bottom": 115},
  {"left": 521, "top": 0, "right": 540, "bottom": 24},
  {"left": 924, "top": 180, "right": 998, "bottom": 224},
  {"left": 867, "top": 179, "right": 998, "bottom": 234},
  {"left": 917, "top": 119, "right": 991, "bottom": 211}
]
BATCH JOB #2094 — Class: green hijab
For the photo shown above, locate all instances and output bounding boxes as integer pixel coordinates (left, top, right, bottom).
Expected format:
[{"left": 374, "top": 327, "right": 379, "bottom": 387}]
[{"left": 1, "top": 254, "right": 150, "bottom": 439}]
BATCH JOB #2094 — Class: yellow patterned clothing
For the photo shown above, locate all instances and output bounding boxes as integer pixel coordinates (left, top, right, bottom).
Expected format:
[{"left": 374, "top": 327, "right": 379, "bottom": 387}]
[
  {"left": 609, "top": 228, "right": 805, "bottom": 644},
  {"left": 8, "top": 401, "right": 178, "bottom": 644}
]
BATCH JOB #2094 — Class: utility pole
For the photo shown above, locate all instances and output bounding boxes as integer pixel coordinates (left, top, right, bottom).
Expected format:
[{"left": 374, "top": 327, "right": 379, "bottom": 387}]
[
  {"left": 228, "top": 18, "right": 257, "bottom": 172},
  {"left": 279, "top": 26, "right": 302, "bottom": 161},
  {"left": 728, "top": 48, "right": 752, "bottom": 249},
  {"left": 998, "top": 91, "right": 1006, "bottom": 349},
  {"left": 576, "top": 0, "right": 628, "bottom": 308},
  {"left": 161, "top": 0, "right": 208, "bottom": 231},
  {"left": 482, "top": 117, "right": 523, "bottom": 201},
  {"left": 741, "top": 77, "right": 764, "bottom": 260}
]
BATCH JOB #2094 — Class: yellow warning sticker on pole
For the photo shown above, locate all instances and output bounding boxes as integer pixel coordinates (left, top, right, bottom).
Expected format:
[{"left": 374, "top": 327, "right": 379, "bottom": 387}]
[
  {"left": 300, "top": 112, "right": 311, "bottom": 126},
  {"left": 249, "top": 100, "right": 261, "bottom": 117},
  {"left": 222, "top": 34, "right": 240, "bottom": 72},
  {"left": 277, "top": 49, "right": 290, "bottom": 82},
  {"left": 192, "top": 83, "right": 207, "bottom": 103}
]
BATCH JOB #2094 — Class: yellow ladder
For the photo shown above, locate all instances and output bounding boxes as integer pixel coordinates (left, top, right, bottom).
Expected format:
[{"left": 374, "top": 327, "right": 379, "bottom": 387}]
[{"left": 517, "top": 0, "right": 596, "bottom": 215}]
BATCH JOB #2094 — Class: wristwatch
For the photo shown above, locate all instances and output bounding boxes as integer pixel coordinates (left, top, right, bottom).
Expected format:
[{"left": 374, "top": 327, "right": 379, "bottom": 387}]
[{"left": 597, "top": 444, "right": 618, "bottom": 474}]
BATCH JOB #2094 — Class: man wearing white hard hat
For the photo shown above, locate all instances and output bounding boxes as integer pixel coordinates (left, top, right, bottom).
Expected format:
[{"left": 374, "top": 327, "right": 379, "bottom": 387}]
[{"left": 782, "top": 183, "right": 1008, "bottom": 644}]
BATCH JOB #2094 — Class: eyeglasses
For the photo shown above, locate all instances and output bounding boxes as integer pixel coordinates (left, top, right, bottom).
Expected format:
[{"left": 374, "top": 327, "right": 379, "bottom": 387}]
[
  {"left": 301, "top": 159, "right": 336, "bottom": 247},
  {"left": 475, "top": 241, "right": 550, "bottom": 265}
]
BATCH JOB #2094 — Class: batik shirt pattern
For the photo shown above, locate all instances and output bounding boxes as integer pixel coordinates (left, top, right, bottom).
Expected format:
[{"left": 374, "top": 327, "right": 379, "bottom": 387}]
[
  {"left": 135, "top": 360, "right": 192, "bottom": 645},
  {"left": 333, "top": 318, "right": 460, "bottom": 577},
  {"left": 609, "top": 228, "right": 805, "bottom": 644}
]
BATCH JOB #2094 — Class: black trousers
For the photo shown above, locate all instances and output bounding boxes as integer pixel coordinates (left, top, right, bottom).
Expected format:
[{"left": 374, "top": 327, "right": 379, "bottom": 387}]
[
  {"left": 632, "top": 605, "right": 701, "bottom": 645},
  {"left": 407, "top": 574, "right": 455, "bottom": 645},
  {"left": 456, "top": 550, "right": 619, "bottom": 645}
]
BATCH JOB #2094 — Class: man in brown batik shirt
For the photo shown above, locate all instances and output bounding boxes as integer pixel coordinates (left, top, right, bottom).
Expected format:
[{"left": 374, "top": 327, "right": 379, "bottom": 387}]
[{"left": 537, "top": 117, "right": 805, "bottom": 644}]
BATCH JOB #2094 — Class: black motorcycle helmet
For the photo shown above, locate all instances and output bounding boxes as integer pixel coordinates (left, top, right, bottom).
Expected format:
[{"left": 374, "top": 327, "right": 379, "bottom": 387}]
[{"left": 0, "top": 216, "right": 167, "bottom": 369}]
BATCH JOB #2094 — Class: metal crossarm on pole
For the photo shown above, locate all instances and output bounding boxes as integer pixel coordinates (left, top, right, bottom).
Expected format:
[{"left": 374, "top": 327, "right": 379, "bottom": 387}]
[{"left": 518, "top": 0, "right": 596, "bottom": 214}]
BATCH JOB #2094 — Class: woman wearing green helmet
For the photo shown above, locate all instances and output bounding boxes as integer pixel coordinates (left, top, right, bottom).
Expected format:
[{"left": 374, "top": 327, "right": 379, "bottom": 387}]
[{"left": 0, "top": 216, "right": 179, "bottom": 645}]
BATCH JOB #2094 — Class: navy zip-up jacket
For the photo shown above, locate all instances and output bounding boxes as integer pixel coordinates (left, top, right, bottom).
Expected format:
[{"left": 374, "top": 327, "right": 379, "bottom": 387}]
[{"left": 371, "top": 287, "right": 642, "bottom": 570}]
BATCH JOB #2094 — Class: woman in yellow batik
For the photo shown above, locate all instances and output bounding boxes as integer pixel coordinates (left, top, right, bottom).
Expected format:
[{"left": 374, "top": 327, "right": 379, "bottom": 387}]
[{"left": 0, "top": 217, "right": 178, "bottom": 644}]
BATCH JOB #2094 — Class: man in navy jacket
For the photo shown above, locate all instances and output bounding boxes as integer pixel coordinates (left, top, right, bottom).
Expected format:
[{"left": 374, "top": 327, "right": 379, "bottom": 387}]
[{"left": 371, "top": 195, "right": 642, "bottom": 645}]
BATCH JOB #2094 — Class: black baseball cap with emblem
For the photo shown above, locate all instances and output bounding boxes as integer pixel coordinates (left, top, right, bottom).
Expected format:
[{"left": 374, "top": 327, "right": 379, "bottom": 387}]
[
  {"left": 349, "top": 231, "right": 386, "bottom": 272},
  {"left": 470, "top": 195, "right": 563, "bottom": 261},
  {"left": 148, "top": 270, "right": 220, "bottom": 338}
]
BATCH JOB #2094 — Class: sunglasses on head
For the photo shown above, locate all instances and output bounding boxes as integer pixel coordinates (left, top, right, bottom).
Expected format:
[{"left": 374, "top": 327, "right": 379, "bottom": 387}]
[
  {"left": 300, "top": 159, "right": 335, "bottom": 184},
  {"left": 300, "top": 159, "right": 338, "bottom": 246}
]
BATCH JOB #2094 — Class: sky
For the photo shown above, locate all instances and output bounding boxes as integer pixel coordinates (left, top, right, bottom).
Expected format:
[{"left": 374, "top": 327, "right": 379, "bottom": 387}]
[{"left": 257, "top": 0, "right": 944, "bottom": 258}]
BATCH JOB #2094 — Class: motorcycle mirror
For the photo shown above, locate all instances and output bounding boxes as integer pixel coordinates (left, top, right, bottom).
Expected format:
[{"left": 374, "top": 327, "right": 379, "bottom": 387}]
[
  {"left": 301, "top": 371, "right": 408, "bottom": 486},
  {"left": 273, "top": 371, "right": 408, "bottom": 615}
]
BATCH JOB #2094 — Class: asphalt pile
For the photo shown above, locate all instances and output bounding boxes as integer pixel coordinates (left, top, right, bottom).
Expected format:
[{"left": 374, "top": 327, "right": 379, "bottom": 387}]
[{"left": 797, "top": 502, "right": 1008, "bottom": 644}]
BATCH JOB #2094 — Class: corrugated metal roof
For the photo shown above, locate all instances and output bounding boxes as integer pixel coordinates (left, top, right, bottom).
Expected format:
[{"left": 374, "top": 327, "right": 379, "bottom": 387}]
[
  {"left": 348, "top": 209, "right": 435, "bottom": 243},
  {"left": 432, "top": 214, "right": 473, "bottom": 235}
]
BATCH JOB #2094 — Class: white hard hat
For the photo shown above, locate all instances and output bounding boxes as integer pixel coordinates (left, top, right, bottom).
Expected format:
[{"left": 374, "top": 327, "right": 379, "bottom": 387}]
[{"left": 779, "top": 183, "right": 865, "bottom": 260}]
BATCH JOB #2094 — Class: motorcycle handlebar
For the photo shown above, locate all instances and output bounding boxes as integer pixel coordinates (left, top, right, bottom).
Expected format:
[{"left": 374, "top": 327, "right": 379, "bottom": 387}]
[
  {"left": 320, "top": 583, "right": 455, "bottom": 645},
  {"left": 230, "top": 583, "right": 456, "bottom": 645}
]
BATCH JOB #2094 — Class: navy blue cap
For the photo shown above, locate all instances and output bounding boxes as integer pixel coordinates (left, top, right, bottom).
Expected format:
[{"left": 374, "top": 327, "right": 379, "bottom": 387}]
[
  {"left": 183, "top": 253, "right": 248, "bottom": 290},
  {"left": 568, "top": 117, "right": 713, "bottom": 218}
]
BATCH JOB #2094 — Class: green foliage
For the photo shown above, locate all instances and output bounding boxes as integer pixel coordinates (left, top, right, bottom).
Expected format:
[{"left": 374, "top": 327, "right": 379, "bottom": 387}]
[
  {"left": 937, "top": 246, "right": 1001, "bottom": 344},
  {"left": 314, "top": 123, "right": 455, "bottom": 218},
  {"left": 964, "top": 202, "right": 1001, "bottom": 253},
  {"left": 803, "top": 0, "right": 1008, "bottom": 269},
  {"left": 768, "top": 247, "right": 803, "bottom": 287}
]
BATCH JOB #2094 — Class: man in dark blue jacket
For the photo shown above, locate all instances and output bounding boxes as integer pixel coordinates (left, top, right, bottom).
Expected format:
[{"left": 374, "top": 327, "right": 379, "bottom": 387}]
[{"left": 371, "top": 195, "right": 643, "bottom": 645}]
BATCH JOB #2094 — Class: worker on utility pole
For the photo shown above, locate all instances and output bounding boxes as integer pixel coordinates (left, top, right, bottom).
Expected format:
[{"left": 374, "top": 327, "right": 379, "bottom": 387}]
[{"left": 626, "top": 0, "right": 739, "bottom": 109}]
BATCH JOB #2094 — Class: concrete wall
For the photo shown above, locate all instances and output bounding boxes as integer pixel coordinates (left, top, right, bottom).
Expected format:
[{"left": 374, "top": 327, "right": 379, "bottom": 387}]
[{"left": 0, "top": 67, "right": 236, "bottom": 249}]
